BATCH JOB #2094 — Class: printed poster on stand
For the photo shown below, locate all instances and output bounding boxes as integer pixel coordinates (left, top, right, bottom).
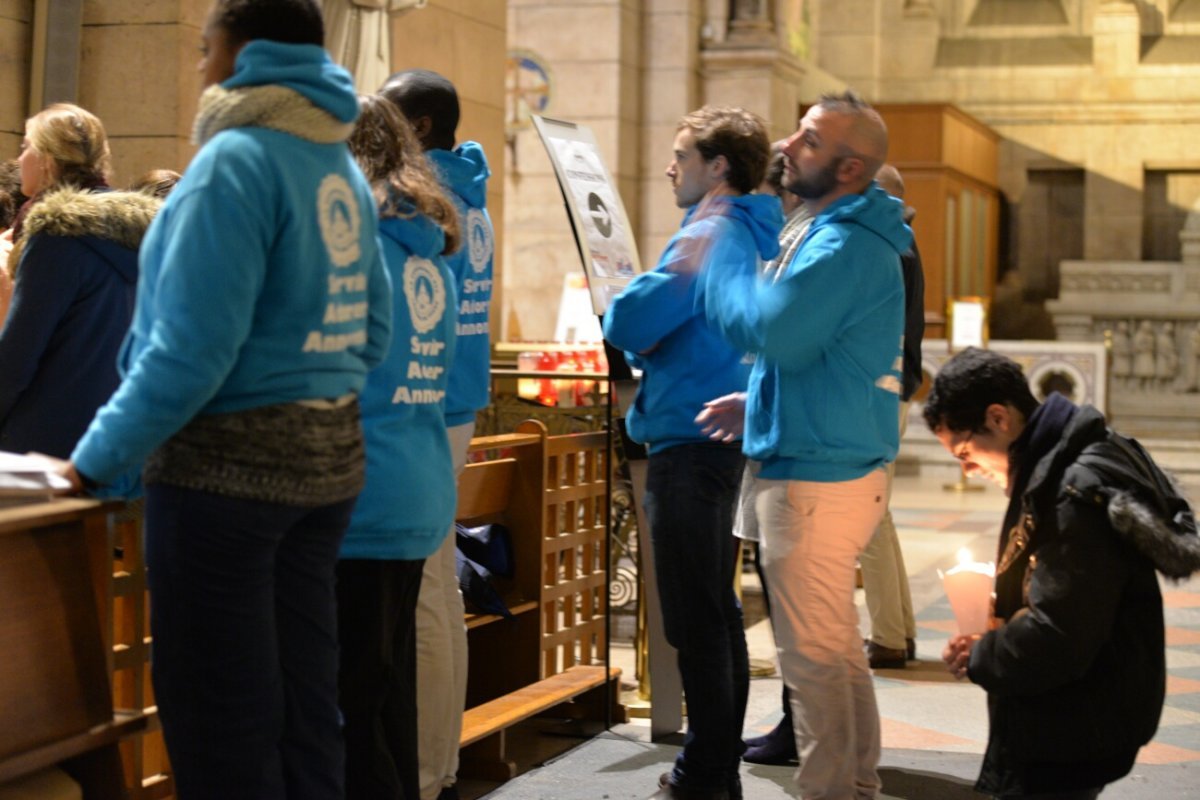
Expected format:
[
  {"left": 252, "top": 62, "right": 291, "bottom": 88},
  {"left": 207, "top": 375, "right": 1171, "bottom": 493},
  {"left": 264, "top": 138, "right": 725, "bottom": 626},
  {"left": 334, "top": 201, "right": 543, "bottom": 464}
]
[{"left": 531, "top": 115, "right": 642, "bottom": 316}]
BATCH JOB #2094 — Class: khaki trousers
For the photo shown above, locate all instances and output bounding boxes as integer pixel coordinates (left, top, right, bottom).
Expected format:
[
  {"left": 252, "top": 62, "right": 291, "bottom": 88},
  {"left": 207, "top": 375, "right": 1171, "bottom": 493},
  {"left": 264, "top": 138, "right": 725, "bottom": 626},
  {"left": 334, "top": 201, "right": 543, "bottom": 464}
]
[
  {"left": 859, "top": 402, "right": 916, "bottom": 650},
  {"left": 756, "top": 469, "right": 888, "bottom": 800},
  {"left": 416, "top": 422, "right": 474, "bottom": 800}
]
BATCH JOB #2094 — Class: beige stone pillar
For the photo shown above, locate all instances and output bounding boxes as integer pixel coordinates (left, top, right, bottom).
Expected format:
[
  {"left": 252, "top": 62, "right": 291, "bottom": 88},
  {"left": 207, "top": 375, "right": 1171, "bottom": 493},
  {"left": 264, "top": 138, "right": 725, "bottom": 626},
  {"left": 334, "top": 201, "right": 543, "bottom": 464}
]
[
  {"left": 75, "top": 0, "right": 209, "bottom": 185},
  {"left": 503, "top": 0, "right": 634, "bottom": 340},
  {"left": 1093, "top": 0, "right": 1140, "bottom": 76},
  {"left": 386, "top": 2, "right": 507, "bottom": 334},
  {"left": 1, "top": 1, "right": 34, "bottom": 156}
]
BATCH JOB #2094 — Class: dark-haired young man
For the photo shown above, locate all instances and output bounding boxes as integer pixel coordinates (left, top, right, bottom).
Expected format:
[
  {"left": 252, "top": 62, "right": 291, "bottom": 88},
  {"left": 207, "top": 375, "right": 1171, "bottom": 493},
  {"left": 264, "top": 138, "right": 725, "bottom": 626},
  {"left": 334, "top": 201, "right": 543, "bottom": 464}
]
[
  {"left": 925, "top": 347, "right": 1199, "bottom": 799},
  {"left": 605, "top": 106, "right": 782, "bottom": 800},
  {"left": 381, "top": 68, "right": 494, "bottom": 800}
]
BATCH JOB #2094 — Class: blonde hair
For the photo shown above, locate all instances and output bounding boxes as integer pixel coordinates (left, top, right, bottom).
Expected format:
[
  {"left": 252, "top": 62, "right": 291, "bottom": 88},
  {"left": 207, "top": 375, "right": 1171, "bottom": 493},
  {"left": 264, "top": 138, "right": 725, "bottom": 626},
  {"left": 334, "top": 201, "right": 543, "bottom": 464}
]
[
  {"left": 26, "top": 103, "right": 112, "bottom": 190},
  {"left": 347, "top": 94, "right": 460, "bottom": 255}
]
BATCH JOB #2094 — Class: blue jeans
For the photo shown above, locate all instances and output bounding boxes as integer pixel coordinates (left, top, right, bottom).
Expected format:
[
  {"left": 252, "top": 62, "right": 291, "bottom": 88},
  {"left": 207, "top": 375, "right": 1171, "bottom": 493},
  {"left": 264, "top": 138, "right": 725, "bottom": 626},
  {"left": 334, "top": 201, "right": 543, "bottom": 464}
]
[
  {"left": 145, "top": 484, "right": 355, "bottom": 800},
  {"left": 644, "top": 442, "right": 748, "bottom": 793}
]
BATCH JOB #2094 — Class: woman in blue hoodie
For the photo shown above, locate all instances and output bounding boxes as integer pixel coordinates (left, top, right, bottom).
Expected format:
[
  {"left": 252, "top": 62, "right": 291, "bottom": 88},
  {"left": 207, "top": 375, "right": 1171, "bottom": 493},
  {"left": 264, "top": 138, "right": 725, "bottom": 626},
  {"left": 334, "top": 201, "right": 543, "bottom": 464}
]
[
  {"left": 339, "top": 94, "right": 460, "bottom": 800},
  {"left": 60, "top": 1, "right": 392, "bottom": 796}
]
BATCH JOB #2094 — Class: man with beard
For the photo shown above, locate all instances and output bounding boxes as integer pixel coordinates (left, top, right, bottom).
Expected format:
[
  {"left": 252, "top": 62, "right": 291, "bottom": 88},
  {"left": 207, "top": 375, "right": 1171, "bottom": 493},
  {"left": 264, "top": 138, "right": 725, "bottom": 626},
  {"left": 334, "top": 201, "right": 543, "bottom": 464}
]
[{"left": 695, "top": 91, "right": 910, "bottom": 799}]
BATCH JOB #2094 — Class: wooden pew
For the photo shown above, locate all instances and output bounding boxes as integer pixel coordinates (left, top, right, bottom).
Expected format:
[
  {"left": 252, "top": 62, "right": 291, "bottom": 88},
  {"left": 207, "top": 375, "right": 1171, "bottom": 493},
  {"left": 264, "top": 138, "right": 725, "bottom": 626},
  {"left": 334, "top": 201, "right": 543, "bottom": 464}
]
[{"left": 455, "top": 421, "right": 624, "bottom": 780}]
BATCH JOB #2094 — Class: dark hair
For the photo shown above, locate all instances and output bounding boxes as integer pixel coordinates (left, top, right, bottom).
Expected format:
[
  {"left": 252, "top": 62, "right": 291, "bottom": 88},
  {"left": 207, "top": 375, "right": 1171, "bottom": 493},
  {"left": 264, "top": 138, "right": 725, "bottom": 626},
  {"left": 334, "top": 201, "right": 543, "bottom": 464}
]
[
  {"left": 379, "top": 69, "right": 460, "bottom": 150},
  {"left": 0, "top": 160, "right": 26, "bottom": 229},
  {"left": 210, "top": 0, "right": 324, "bottom": 47},
  {"left": 128, "top": 169, "right": 181, "bottom": 200},
  {"left": 347, "top": 95, "right": 461, "bottom": 256},
  {"left": 677, "top": 106, "right": 771, "bottom": 195},
  {"left": 923, "top": 348, "right": 1039, "bottom": 434},
  {"left": 762, "top": 149, "right": 787, "bottom": 196}
]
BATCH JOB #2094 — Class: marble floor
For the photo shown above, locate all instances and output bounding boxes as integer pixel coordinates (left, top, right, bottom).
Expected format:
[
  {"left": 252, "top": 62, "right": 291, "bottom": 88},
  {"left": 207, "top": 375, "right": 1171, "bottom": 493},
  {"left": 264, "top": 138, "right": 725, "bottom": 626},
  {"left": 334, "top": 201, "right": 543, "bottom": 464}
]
[{"left": 475, "top": 474, "right": 1200, "bottom": 799}]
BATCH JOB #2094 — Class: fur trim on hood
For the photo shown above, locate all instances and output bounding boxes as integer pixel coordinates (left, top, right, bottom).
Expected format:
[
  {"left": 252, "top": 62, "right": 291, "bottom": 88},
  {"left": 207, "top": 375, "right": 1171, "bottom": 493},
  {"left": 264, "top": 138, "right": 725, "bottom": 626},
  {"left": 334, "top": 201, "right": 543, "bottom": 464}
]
[
  {"left": 1108, "top": 486, "right": 1200, "bottom": 580},
  {"left": 7, "top": 187, "right": 160, "bottom": 277},
  {"left": 1062, "top": 421, "right": 1200, "bottom": 581}
]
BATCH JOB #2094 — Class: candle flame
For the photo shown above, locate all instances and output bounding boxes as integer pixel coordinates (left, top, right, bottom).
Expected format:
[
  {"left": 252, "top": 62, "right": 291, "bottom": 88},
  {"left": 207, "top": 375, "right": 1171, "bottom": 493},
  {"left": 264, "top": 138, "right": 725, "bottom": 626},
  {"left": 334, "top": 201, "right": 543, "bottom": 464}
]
[{"left": 956, "top": 547, "right": 973, "bottom": 566}]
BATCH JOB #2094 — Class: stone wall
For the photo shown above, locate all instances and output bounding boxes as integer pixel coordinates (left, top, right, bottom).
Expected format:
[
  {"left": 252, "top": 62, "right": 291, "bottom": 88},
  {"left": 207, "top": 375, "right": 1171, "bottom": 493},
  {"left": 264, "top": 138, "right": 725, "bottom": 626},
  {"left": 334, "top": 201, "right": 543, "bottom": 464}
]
[
  {"left": 78, "top": 0, "right": 207, "bottom": 186},
  {"left": 386, "top": 1, "right": 508, "bottom": 336},
  {"left": 813, "top": 0, "right": 1200, "bottom": 304},
  {"left": 504, "top": 0, "right": 650, "bottom": 342},
  {"left": 0, "top": 0, "right": 34, "bottom": 159}
]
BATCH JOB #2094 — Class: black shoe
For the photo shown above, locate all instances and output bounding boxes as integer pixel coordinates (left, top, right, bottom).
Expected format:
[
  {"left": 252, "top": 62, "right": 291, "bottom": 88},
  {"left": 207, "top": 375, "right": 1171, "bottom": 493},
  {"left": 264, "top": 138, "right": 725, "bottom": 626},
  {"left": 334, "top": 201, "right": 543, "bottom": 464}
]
[
  {"left": 651, "top": 773, "right": 730, "bottom": 800},
  {"left": 907, "top": 637, "right": 917, "bottom": 661},
  {"left": 436, "top": 788, "right": 460, "bottom": 800},
  {"left": 866, "top": 640, "right": 907, "bottom": 669},
  {"left": 742, "top": 722, "right": 798, "bottom": 766},
  {"left": 743, "top": 717, "right": 785, "bottom": 750}
]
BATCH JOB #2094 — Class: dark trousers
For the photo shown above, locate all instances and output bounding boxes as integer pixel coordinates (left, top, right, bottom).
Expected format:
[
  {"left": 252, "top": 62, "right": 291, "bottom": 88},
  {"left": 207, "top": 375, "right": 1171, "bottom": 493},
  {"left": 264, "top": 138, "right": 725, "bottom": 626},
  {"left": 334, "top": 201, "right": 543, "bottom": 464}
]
[
  {"left": 751, "top": 542, "right": 793, "bottom": 736},
  {"left": 1005, "top": 791, "right": 1102, "bottom": 800},
  {"left": 145, "top": 484, "right": 354, "bottom": 800},
  {"left": 644, "top": 442, "right": 748, "bottom": 792},
  {"left": 337, "top": 558, "right": 426, "bottom": 800}
]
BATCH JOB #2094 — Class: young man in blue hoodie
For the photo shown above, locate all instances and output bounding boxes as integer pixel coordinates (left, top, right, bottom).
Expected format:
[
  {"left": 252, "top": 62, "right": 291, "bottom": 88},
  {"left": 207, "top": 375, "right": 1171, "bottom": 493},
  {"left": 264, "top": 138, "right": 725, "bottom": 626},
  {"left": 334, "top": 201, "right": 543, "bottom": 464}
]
[
  {"left": 696, "top": 92, "right": 910, "bottom": 800},
  {"left": 604, "top": 106, "right": 783, "bottom": 800},
  {"left": 380, "top": 69, "right": 494, "bottom": 800}
]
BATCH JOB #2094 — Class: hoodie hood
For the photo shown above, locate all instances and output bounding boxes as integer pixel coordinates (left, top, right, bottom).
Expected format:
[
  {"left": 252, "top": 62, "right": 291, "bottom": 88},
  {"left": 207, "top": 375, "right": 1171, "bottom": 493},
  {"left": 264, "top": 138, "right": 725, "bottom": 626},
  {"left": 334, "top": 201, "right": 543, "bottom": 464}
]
[
  {"left": 223, "top": 40, "right": 359, "bottom": 124},
  {"left": 1023, "top": 401, "right": 1200, "bottom": 580},
  {"left": 427, "top": 142, "right": 490, "bottom": 209},
  {"left": 722, "top": 193, "right": 784, "bottom": 261},
  {"left": 812, "top": 183, "right": 912, "bottom": 256},
  {"left": 379, "top": 205, "right": 446, "bottom": 261},
  {"left": 8, "top": 187, "right": 159, "bottom": 282}
]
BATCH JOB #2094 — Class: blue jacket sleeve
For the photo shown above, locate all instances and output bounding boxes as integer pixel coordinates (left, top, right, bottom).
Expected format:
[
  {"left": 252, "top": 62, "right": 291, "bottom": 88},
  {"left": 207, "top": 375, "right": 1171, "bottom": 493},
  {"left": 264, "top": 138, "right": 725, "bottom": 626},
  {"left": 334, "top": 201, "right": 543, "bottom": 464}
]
[
  {"left": 700, "top": 227, "right": 892, "bottom": 370},
  {"left": 603, "top": 225, "right": 720, "bottom": 354},
  {"left": 362, "top": 234, "right": 393, "bottom": 370},
  {"left": 72, "top": 164, "right": 274, "bottom": 484},
  {"left": 0, "top": 236, "right": 83, "bottom": 423}
]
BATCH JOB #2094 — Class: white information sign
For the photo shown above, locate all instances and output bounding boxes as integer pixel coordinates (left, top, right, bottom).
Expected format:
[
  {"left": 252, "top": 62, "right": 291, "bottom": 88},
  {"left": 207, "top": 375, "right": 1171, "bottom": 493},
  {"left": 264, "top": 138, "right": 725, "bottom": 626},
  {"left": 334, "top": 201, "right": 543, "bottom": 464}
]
[{"left": 532, "top": 116, "right": 642, "bottom": 315}]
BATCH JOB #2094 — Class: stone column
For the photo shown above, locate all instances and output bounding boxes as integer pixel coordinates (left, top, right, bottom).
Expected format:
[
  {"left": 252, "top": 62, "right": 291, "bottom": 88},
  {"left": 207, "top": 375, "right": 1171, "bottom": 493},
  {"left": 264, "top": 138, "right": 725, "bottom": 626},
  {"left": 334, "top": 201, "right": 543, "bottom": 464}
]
[
  {"left": 0, "top": 1, "right": 33, "bottom": 156},
  {"left": 1094, "top": 0, "right": 1140, "bottom": 76}
]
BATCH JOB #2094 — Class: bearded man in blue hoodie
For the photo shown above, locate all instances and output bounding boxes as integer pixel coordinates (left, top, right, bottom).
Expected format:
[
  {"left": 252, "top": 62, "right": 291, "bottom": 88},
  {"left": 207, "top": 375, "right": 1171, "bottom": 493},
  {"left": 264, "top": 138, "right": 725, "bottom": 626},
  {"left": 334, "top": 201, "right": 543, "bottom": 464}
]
[
  {"left": 604, "top": 106, "right": 783, "bottom": 800},
  {"left": 696, "top": 92, "right": 910, "bottom": 800},
  {"left": 380, "top": 69, "right": 494, "bottom": 800}
]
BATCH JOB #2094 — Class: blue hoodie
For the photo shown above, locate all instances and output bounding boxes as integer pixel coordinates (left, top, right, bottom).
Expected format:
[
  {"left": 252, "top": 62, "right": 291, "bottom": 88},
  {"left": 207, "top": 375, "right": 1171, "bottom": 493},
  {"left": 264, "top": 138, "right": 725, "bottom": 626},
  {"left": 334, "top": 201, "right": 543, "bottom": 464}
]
[
  {"left": 429, "top": 143, "right": 493, "bottom": 428},
  {"left": 698, "top": 184, "right": 911, "bottom": 481},
  {"left": 72, "top": 41, "right": 391, "bottom": 486},
  {"left": 341, "top": 208, "right": 458, "bottom": 560},
  {"left": 603, "top": 193, "right": 783, "bottom": 453}
]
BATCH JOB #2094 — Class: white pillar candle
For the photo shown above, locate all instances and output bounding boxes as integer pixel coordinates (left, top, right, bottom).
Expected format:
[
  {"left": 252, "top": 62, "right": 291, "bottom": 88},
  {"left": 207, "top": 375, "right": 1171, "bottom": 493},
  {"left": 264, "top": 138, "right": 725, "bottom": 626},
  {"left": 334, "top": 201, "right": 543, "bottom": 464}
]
[{"left": 938, "top": 547, "right": 996, "bottom": 635}]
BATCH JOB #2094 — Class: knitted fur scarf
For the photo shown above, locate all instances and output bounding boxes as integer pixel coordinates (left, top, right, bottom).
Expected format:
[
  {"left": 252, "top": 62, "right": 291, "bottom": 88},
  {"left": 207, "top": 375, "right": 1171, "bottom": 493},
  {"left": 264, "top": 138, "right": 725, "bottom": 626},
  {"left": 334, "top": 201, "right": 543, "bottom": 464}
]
[{"left": 192, "top": 83, "right": 353, "bottom": 146}]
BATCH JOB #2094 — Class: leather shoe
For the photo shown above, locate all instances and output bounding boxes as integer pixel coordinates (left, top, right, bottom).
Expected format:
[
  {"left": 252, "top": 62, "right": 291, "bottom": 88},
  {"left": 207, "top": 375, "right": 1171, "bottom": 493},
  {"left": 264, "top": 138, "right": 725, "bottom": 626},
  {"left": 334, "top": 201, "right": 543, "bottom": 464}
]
[
  {"left": 907, "top": 637, "right": 917, "bottom": 661},
  {"left": 651, "top": 772, "right": 730, "bottom": 800},
  {"left": 866, "top": 640, "right": 907, "bottom": 669},
  {"left": 742, "top": 721, "right": 797, "bottom": 765}
]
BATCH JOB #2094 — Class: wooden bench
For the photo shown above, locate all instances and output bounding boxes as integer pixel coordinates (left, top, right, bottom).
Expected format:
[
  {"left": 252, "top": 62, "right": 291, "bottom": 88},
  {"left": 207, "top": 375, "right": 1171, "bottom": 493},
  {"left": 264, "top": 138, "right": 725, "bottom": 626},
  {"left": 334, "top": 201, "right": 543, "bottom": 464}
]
[
  {"left": 0, "top": 499, "right": 152, "bottom": 797},
  {"left": 455, "top": 421, "right": 625, "bottom": 780}
]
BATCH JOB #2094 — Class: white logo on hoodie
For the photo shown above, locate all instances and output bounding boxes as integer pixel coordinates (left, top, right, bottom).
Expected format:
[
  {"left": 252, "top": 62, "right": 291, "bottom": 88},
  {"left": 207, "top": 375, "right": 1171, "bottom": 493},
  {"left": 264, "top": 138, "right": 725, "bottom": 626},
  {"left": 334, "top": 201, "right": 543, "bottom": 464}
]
[
  {"left": 404, "top": 256, "right": 447, "bottom": 335},
  {"left": 317, "top": 174, "right": 362, "bottom": 267},
  {"left": 466, "top": 208, "right": 492, "bottom": 273}
]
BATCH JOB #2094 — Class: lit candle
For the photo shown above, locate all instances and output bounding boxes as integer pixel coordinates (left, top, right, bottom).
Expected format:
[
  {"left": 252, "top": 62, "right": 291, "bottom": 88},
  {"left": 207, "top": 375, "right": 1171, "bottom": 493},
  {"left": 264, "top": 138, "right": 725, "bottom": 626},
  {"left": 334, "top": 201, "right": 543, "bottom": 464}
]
[{"left": 938, "top": 547, "right": 995, "bottom": 635}]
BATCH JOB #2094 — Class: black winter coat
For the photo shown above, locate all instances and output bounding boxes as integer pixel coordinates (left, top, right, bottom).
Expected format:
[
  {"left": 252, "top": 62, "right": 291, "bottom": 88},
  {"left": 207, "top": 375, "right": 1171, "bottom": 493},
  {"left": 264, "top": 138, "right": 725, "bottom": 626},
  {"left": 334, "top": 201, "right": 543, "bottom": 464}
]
[{"left": 967, "top": 396, "right": 1199, "bottom": 796}]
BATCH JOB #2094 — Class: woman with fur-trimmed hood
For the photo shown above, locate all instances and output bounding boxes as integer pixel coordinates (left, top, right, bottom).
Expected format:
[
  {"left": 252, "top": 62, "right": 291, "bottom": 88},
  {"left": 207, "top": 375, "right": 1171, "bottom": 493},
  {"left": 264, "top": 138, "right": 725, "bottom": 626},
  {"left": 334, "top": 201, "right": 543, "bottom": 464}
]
[{"left": 0, "top": 103, "right": 159, "bottom": 459}]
